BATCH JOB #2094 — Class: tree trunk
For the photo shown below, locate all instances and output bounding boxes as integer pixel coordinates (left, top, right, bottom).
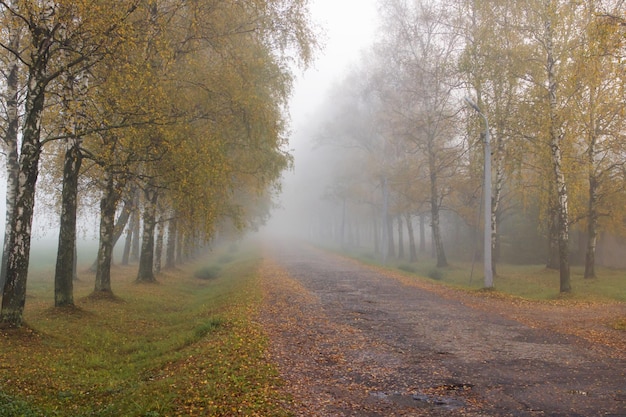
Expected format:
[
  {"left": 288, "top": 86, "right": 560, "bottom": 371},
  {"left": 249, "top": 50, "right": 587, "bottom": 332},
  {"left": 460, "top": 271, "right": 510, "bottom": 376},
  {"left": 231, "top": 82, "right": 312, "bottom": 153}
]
[
  {"left": 165, "top": 216, "right": 177, "bottom": 269},
  {"left": 491, "top": 129, "right": 505, "bottom": 278},
  {"left": 176, "top": 230, "right": 184, "bottom": 265},
  {"left": 545, "top": 7, "right": 570, "bottom": 292},
  {"left": 387, "top": 215, "right": 395, "bottom": 259},
  {"left": 397, "top": 216, "right": 404, "bottom": 259},
  {"left": 381, "top": 177, "right": 389, "bottom": 263},
  {"left": 0, "top": 63, "right": 47, "bottom": 327},
  {"left": 89, "top": 186, "right": 135, "bottom": 272},
  {"left": 130, "top": 208, "right": 140, "bottom": 262},
  {"left": 406, "top": 213, "right": 417, "bottom": 262},
  {"left": 419, "top": 213, "right": 426, "bottom": 253},
  {"left": 0, "top": 38, "right": 20, "bottom": 294},
  {"left": 584, "top": 86, "right": 599, "bottom": 280},
  {"left": 122, "top": 197, "right": 139, "bottom": 265},
  {"left": 154, "top": 215, "right": 164, "bottom": 275},
  {"left": 373, "top": 208, "right": 380, "bottom": 255},
  {"left": 585, "top": 178, "right": 599, "bottom": 279},
  {"left": 54, "top": 140, "right": 82, "bottom": 307},
  {"left": 429, "top": 150, "right": 448, "bottom": 267},
  {"left": 136, "top": 185, "right": 158, "bottom": 283},
  {"left": 546, "top": 209, "right": 560, "bottom": 269},
  {"left": 94, "top": 170, "right": 120, "bottom": 294},
  {"left": 73, "top": 245, "right": 78, "bottom": 281}
]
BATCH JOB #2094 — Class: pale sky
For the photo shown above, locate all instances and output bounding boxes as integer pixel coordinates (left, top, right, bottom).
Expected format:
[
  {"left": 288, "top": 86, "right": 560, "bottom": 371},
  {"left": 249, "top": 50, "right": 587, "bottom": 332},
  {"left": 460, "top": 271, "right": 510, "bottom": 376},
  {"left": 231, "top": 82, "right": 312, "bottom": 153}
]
[{"left": 289, "top": 0, "right": 380, "bottom": 131}]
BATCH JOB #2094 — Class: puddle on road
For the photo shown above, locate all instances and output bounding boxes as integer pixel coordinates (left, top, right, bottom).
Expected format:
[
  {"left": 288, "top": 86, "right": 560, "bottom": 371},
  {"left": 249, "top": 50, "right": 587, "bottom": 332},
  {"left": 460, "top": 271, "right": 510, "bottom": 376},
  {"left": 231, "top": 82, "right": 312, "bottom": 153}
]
[{"left": 370, "top": 390, "right": 466, "bottom": 410}]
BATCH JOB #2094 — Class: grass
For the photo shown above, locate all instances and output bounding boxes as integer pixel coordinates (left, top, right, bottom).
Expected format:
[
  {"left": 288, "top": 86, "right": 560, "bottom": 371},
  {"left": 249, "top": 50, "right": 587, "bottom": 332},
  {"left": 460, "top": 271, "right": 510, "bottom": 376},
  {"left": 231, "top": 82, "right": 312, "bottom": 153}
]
[
  {"left": 0, "top": 243, "right": 291, "bottom": 417},
  {"left": 342, "top": 247, "right": 626, "bottom": 302}
]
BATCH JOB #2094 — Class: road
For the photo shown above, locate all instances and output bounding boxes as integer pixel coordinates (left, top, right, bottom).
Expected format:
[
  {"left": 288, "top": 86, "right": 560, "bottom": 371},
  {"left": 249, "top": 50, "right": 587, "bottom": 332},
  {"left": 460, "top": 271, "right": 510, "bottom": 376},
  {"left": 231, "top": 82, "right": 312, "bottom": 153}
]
[{"left": 258, "top": 242, "right": 626, "bottom": 417}]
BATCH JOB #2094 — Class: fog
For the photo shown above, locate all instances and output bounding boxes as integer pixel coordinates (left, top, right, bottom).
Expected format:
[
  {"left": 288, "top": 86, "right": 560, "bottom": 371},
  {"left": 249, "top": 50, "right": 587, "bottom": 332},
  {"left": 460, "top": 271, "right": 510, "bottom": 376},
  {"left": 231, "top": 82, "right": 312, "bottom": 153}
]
[
  {"left": 262, "top": 0, "right": 626, "bottom": 273},
  {"left": 261, "top": 0, "right": 379, "bottom": 239}
]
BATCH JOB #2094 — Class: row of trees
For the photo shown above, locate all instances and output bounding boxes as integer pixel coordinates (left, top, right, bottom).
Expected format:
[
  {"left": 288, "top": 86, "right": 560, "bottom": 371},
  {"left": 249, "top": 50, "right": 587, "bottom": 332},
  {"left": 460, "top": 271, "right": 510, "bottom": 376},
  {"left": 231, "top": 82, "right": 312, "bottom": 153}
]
[
  {"left": 0, "top": 0, "right": 315, "bottom": 327},
  {"left": 306, "top": 0, "right": 625, "bottom": 292}
]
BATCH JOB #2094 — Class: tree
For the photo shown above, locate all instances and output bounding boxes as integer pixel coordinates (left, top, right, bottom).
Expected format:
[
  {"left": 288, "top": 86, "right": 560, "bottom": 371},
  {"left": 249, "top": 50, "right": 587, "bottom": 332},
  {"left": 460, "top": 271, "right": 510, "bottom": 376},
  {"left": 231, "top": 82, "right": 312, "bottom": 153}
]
[
  {"left": 0, "top": 0, "right": 142, "bottom": 326},
  {"left": 378, "top": 0, "right": 464, "bottom": 267},
  {"left": 567, "top": 0, "right": 626, "bottom": 279}
]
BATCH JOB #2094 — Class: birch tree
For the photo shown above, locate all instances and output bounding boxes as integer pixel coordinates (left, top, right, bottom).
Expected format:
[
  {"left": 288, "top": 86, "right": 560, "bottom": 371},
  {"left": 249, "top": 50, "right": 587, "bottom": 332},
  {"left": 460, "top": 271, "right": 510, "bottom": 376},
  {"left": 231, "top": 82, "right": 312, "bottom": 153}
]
[
  {"left": 0, "top": 0, "right": 141, "bottom": 326},
  {"left": 378, "top": 0, "right": 463, "bottom": 267}
]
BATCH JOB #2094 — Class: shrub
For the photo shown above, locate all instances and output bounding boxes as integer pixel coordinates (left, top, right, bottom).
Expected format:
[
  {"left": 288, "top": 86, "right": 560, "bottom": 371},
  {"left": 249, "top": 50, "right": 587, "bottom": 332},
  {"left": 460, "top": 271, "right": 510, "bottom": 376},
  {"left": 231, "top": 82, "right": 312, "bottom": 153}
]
[
  {"left": 194, "top": 265, "right": 221, "bottom": 280},
  {"left": 398, "top": 264, "right": 417, "bottom": 273},
  {"left": 428, "top": 268, "right": 444, "bottom": 280}
]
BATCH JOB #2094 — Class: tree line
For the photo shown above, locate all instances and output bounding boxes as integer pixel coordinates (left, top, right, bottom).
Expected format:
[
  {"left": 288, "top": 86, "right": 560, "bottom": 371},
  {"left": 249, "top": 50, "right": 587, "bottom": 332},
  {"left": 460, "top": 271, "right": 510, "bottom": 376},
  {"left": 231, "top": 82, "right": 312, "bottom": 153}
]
[
  {"left": 307, "top": 0, "right": 625, "bottom": 292},
  {"left": 0, "top": 0, "right": 315, "bottom": 327}
]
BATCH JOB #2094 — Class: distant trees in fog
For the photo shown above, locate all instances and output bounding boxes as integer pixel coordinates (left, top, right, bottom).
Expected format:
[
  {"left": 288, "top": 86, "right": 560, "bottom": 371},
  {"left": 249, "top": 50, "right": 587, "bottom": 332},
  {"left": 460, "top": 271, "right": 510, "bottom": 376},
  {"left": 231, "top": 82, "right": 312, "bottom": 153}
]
[{"left": 307, "top": 0, "right": 625, "bottom": 292}]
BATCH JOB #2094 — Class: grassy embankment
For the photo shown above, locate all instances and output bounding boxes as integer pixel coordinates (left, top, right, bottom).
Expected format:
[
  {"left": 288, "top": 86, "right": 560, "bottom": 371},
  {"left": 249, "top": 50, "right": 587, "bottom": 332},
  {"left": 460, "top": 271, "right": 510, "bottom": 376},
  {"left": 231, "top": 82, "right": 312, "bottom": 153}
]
[{"left": 0, "top": 244, "right": 290, "bottom": 417}]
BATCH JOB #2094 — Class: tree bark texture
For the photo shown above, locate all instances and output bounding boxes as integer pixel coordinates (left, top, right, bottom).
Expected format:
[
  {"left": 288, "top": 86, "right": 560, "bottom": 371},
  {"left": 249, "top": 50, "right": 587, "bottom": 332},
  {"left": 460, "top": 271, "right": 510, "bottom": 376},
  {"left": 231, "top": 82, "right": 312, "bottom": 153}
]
[
  {"left": 154, "top": 215, "right": 164, "bottom": 274},
  {"left": 397, "top": 216, "right": 404, "bottom": 260},
  {"left": 89, "top": 186, "right": 134, "bottom": 272},
  {"left": 405, "top": 213, "right": 417, "bottom": 262},
  {"left": 137, "top": 186, "right": 158, "bottom": 283},
  {"left": 54, "top": 140, "right": 82, "bottom": 307},
  {"left": 0, "top": 63, "right": 47, "bottom": 327},
  {"left": 122, "top": 196, "right": 139, "bottom": 266},
  {"left": 386, "top": 215, "right": 395, "bottom": 259},
  {"left": 165, "top": 216, "right": 177, "bottom": 269},
  {"left": 491, "top": 129, "right": 505, "bottom": 278},
  {"left": 429, "top": 150, "right": 448, "bottom": 267},
  {"left": 131, "top": 209, "right": 140, "bottom": 262},
  {"left": 585, "top": 177, "right": 599, "bottom": 279},
  {"left": 0, "top": 39, "right": 20, "bottom": 293},
  {"left": 419, "top": 214, "right": 426, "bottom": 253},
  {"left": 94, "top": 170, "right": 121, "bottom": 293},
  {"left": 584, "top": 88, "right": 599, "bottom": 279},
  {"left": 176, "top": 230, "right": 184, "bottom": 265},
  {"left": 545, "top": 5, "right": 571, "bottom": 292}
]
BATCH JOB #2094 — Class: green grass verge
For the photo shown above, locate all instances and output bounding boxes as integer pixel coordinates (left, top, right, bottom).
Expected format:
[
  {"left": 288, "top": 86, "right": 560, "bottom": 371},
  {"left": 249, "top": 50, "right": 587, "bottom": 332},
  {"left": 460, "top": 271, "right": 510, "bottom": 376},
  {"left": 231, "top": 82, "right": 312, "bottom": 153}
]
[
  {"left": 339, "top": 247, "right": 626, "bottom": 302},
  {"left": 0, "top": 244, "right": 291, "bottom": 417}
]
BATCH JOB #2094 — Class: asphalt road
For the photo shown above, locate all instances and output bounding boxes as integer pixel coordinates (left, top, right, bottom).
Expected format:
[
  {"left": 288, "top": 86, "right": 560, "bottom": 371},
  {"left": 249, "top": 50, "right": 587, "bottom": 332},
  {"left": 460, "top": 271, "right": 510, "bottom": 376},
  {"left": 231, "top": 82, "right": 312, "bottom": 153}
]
[{"left": 261, "top": 242, "right": 626, "bottom": 417}]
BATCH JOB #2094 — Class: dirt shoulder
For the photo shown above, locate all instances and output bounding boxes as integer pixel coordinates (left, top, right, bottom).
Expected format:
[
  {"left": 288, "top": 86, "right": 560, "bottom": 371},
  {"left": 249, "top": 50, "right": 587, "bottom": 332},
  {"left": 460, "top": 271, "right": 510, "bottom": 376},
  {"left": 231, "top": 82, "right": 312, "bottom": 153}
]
[{"left": 257, "top": 243, "right": 626, "bottom": 417}]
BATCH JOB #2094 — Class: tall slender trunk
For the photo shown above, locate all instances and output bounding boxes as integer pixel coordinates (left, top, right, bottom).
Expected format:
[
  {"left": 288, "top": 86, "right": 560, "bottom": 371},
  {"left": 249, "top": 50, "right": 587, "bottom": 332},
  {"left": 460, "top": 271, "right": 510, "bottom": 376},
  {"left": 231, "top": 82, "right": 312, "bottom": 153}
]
[
  {"left": 584, "top": 87, "right": 598, "bottom": 279},
  {"left": 405, "top": 213, "right": 417, "bottom": 262},
  {"left": 491, "top": 130, "right": 505, "bottom": 278},
  {"left": 165, "top": 216, "right": 177, "bottom": 269},
  {"left": 545, "top": 4, "right": 570, "bottom": 292},
  {"left": 54, "top": 139, "right": 82, "bottom": 307},
  {"left": 0, "top": 63, "right": 47, "bottom": 327},
  {"left": 90, "top": 186, "right": 135, "bottom": 271},
  {"left": 137, "top": 185, "right": 158, "bottom": 283},
  {"left": 585, "top": 179, "right": 598, "bottom": 279},
  {"left": 0, "top": 33, "right": 21, "bottom": 294},
  {"left": 176, "top": 230, "right": 184, "bottom": 265},
  {"left": 373, "top": 208, "right": 380, "bottom": 255},
  {"left": 429, "top": 148, "right": 447, "bottom": 267},
  {"left": 381, "top": 177, "right": 389, "bottom": 263},
  {"left": 94, "top": 170, "right": 121, "bottom": 293},
  {"left": 154, "top": 214, "right": 164, "bottom": 274},
  {"left": 419, "top": 213, "right": 426, "bottom": 253},
  {"left": 546, "top": 208, "right": 560, "bottom": 269},
  {"left": 397, "top": 216, "right": 404, "bottom": 259},
  {"left": 387, "top": 215, "right": 395, "bottom": 259},
  {"left": 122, "top": 195, "right": 139, "bottom": 265},
  {"left": 130, "top": 208, "right": 140, "bottom": 262}
]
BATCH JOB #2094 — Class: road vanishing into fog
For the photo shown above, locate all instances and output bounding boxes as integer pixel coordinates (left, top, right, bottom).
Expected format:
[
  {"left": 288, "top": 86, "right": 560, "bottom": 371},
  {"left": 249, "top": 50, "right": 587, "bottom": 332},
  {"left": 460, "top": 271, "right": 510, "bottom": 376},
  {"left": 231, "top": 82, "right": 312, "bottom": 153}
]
[{"left": 259, "top": 241, "right": 626, "bottom": 417}]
